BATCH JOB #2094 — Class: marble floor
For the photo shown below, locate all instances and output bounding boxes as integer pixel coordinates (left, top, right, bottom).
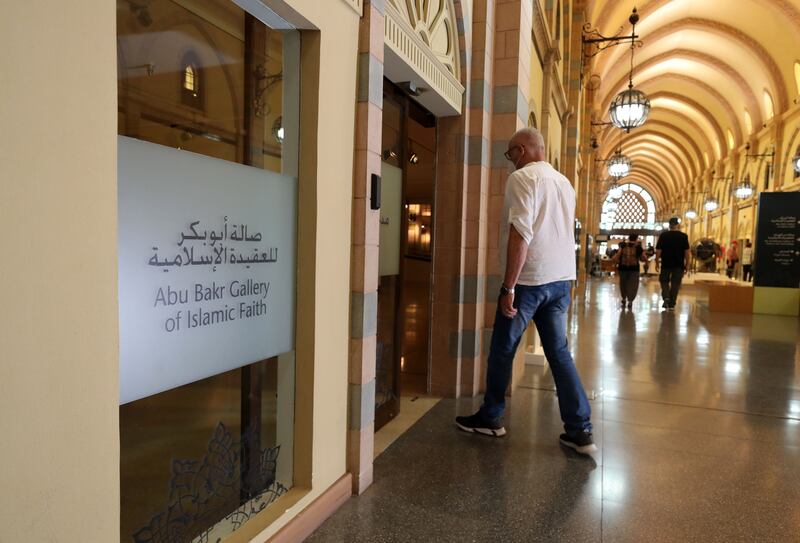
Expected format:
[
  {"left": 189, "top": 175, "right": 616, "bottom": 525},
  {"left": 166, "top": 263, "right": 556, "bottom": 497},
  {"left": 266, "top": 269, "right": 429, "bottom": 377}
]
[{"left": 308, "top": 277, "right": 800, "bottom": 542}]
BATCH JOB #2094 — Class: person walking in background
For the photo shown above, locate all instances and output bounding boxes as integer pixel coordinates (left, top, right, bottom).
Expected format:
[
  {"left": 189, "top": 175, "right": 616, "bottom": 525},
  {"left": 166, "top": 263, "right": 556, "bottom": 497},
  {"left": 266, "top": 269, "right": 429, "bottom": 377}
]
[
  {"left": 645, "top": 243, "right": 655, "bottom": 275},
  {"left": 726, "top": 241, "right": 739, "bottom": 279},
  {"left": 455, "top": 127, "right": 595, "bottom": 454},
  {"left": 742, "top": 239, "right": 754, "bottom": 282},
  {"left": 656, "top": 217, "right": 691, "bottom": 311},
  {"left": 612, "top": 234, "right": 647, "bottom": 309}
]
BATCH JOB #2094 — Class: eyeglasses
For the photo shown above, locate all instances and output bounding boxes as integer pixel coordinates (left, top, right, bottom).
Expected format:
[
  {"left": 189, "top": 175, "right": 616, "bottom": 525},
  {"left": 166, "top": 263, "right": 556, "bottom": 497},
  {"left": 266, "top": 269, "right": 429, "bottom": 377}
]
[{"left": 504, "top": 144, "right": 521, "bottom": 160}]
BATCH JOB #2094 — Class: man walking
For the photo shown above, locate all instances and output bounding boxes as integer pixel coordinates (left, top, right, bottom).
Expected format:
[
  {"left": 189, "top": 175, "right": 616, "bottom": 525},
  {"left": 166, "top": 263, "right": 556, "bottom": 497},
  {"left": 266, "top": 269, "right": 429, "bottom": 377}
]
[
  {"left": 655, "top": 217, "right": 691, "bottom": 311},
  {"left": 455, "top": 127, "right": 595, "bottom": 454},
  {"left": 612, "top": 234, "right": 647, "bottom": 309}
]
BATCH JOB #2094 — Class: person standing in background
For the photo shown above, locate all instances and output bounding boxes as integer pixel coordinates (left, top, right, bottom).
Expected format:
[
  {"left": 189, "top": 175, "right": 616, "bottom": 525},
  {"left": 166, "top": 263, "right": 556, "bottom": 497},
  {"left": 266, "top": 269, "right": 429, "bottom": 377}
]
[
  {"left": 726, "top": 241, "right": 739, "bottom": 279},
  {"left": 741, "top": 239, "right": 754, "bottom": 282}
]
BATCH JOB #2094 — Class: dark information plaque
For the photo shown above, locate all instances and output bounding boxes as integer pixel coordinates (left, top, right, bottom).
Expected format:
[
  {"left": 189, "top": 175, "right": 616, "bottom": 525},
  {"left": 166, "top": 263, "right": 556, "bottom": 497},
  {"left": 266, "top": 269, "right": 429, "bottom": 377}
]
[{"left": 753, "top": 192, "right": 800, "bottom": 288}]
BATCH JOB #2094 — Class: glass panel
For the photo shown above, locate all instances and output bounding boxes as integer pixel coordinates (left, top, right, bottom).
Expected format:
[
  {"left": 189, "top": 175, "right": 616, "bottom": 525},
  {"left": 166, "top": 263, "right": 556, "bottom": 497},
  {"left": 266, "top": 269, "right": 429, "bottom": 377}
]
[
  {"left": 117, "top": 1, "right": 298, "bottom": 540},
  {"left": 117, "top": 0, "right": 296, "bottom": 174}
]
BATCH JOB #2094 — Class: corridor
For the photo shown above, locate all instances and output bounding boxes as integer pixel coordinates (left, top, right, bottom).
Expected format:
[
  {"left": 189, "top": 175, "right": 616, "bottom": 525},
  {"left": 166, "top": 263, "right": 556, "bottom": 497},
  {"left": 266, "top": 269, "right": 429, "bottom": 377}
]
[{"left": 309, "top": 278, "right": 800, "bottom": 542}]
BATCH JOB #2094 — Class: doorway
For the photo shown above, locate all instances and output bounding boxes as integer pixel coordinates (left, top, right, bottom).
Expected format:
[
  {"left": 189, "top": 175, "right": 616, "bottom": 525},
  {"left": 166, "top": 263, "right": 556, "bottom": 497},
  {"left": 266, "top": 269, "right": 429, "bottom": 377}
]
[{"left": 374, "top": 80, "right": 437, "bottom": 430}]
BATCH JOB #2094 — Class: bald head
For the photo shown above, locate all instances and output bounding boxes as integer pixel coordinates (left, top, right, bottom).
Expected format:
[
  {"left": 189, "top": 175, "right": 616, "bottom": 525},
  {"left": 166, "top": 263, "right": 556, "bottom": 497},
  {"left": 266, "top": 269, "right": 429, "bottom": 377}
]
[{"left": 506, "top": 127, "right": 546, "bottom": 168}]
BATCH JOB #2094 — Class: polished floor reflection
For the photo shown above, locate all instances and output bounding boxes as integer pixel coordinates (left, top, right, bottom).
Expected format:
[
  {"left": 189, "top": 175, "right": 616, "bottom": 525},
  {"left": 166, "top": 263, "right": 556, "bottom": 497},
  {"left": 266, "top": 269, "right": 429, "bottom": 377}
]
[{"left": 308, "top": 277, "right": 800, "bottom": 542}]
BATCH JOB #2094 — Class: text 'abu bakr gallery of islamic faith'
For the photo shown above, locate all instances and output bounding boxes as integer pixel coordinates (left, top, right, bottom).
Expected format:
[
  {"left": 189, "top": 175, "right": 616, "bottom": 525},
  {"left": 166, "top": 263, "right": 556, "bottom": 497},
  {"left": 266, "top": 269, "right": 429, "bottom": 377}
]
[{"left": 2, "top": 0, "right": 800, "bottom": 542}]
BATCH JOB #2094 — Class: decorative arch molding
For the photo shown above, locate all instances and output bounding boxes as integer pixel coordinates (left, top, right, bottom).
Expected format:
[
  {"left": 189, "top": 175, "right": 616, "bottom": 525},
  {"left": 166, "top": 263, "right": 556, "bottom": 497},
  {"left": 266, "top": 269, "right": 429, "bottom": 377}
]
[
  {"left": 599, "top": 109, "right": 717, "bottom": 169},
  {"left": 592, "top": 0, "right": 800, "bottom": 58},
  {"left": 599, "top": 119, "right": 705, "bottom": 173},
  {"left": 598, "top": 49, "right": 762, "bottom": 130},
  {"left": 623, "top": 150, "right": 685, "bottom": 192},
  {"left": 617, "top": 127, "right": 702, "bottom": 178},
  {"left": 601, "top": 139, "right": 684, "bottom": 175},
  {"left": 602, "top": 155, "right": 680, "bottom": 196},
  {"left": 636, "top": 74, "right": 745, "bottom": 141},
  {"left": 617, "top": 136, "right": 694, "bottom": 186},
  {"left": 384, "top": 0, "right": 465, "bottom": 114},
  {"left": 645, "top": 90, "right": 730, "bottom": 157},
  {"left": 614, "top": 139, "right": 690, "bottom": 181},
  {"left": 638, "top": 19, "right": 788, "bottom": 112},
  {"left": 596, "top": 18, "right": 788, "bottom": 114},
  {"left": 626, "top": 156, "right": 681, "bottom": 192},
  {"left": 388, "top": 0, "right": 461, "bottom": 77},
  {"left": 622, "top": 174, "right": 668, "bottom": 204}
]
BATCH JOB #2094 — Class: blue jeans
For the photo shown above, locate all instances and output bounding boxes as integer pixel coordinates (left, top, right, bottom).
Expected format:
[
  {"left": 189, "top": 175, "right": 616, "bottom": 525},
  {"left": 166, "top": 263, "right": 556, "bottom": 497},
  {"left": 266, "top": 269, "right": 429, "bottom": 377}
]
[{"left": 480, "top": 280, "right": 592, "bottom": 434}]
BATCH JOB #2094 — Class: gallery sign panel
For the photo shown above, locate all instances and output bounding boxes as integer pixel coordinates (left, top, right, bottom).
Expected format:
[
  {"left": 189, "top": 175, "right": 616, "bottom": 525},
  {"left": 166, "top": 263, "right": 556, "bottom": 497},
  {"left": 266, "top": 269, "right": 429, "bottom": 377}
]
[
  {"left": 754, "top": 192, "right": 800, "bottom": 289},
  {"left": 118, "top": 136, "right": 296, "bottom": 403}
]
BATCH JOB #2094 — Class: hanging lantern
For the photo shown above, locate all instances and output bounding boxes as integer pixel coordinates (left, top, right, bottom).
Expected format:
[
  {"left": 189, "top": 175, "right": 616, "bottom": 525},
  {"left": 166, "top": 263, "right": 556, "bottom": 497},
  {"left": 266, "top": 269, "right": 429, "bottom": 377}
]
[
  {"left": 734, "top": 176, "right": 753, "bottom": 200},
  {"left": 609, "top": 87, "right": 651, "bottom": 132},
  {"left": 608, "top": 183, "right": 623, "bottom": 200},
  {"left": 793, "top": 153, "right": 800, "bottom": 174},
  {"left": 685, "top": 208, "right": 697, "bottom": 220},
  {"left": 608, "top": 8, "right": 649, "bottom": 132},
  {"left": 607, "top": 152, "right": 631, "bottom": 178},
  {"left": 704, "top": 196, "right": 719, "bottom": 212}
]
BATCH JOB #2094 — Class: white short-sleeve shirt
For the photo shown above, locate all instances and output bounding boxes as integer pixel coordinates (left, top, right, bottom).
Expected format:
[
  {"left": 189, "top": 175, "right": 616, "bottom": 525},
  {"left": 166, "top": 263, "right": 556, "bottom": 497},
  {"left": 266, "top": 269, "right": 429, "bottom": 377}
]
[{"left": 500, "top": 161, "right": 577, "bottom": 286}]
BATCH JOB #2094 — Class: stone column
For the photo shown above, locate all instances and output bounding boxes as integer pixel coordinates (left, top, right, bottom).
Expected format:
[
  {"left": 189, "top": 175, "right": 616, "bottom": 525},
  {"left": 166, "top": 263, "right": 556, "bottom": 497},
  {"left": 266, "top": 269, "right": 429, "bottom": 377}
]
[{"left": 347, "top": 0, "right": 383, "bottom": 495}]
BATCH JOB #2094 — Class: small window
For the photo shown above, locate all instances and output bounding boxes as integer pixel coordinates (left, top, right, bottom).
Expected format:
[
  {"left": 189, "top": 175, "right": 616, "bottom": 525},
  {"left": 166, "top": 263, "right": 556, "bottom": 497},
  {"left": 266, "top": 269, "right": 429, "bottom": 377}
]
[
  {"left": 794, "top": 61, "right": 800, "bottom": 95},
  {"left": 181, "top": 52, "right": 203, "bottom": 109},
  {"left": 763, "top": 90, "right": 775, "bottom": 121},
  {"left": 183, "top": 65, "right": 197, "bottom": 95}
]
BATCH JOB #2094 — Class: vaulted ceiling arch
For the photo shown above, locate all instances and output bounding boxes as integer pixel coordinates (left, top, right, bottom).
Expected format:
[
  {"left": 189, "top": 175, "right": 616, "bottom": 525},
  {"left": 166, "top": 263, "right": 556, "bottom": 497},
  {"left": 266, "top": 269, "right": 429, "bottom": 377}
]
[
  {"left": 635, "top": 75, "right": 745, "bottom": 143},
  {"left": 599, "top": 134, "right": 694, "bottom": 188},
  {"left": 585, "top": 0, "right": 798, "bottom": 208},
  {"left": 594, "top": 19, "right": 788, "bottom": 113},
  {"left": 599, "top": 49, "right": 763, "bottom": 130},
  {"left": 616, "top": 137, "right": 694, "bottom": 186},
  {"left": 598, "top": 119, "right": 705, "bottom": 174}
]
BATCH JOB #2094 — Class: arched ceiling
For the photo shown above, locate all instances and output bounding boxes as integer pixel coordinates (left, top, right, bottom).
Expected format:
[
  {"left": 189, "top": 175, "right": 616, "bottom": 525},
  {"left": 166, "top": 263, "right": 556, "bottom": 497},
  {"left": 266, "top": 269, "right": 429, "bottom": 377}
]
[{"left": 586, "top": 0, "right": 800, "bottom": 207}]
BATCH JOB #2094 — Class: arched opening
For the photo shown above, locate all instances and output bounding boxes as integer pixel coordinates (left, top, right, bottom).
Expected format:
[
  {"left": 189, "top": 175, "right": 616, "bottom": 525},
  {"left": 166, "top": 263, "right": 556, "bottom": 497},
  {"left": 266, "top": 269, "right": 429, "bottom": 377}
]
[
  {"left": 763, "top": 90, "right": 775, "bottom": 121},
  {"left": 181, "top": 51, "right": 203, "bottom": 109}
]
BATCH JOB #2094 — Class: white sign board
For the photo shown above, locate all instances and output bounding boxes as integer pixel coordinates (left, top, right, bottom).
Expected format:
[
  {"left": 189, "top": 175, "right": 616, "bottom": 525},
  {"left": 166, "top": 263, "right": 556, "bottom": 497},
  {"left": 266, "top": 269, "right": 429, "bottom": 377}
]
[{"left": 118, "top": 136, "right": 296, "bottom": 404}]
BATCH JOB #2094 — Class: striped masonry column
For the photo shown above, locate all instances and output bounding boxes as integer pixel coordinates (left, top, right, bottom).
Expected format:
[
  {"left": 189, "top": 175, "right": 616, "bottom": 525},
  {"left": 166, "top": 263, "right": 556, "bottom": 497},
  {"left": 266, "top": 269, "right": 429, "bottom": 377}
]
[
  {"left": 485, "top": 0, "right": 533, "bottom": 393},
  {"left": 348, "top": 0, "right": 384, "bottom": 495},
  {"left": 429, "top": 0, "right": 494, "bottom": 398}
]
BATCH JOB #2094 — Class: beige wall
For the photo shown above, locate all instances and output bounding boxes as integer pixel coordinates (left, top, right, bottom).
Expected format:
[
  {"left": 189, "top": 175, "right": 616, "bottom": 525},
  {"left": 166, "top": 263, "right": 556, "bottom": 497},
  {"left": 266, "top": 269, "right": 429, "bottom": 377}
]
[
  {"left": 0, "top": 2, "right": 119, "bottom": 542},
  {"left": 1, "top": 0, "right": 359, "bottom": 541}
]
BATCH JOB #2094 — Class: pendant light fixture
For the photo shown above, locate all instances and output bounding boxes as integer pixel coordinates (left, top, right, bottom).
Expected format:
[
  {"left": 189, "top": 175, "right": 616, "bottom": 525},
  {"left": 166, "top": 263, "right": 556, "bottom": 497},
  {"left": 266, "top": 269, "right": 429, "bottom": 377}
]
[
  {"left": 704, "top": 195, "right": 719, "bottom": 212},
  {"left": 609, "top": 8, "right": 650, "bottom": 132},
  {"left": 608, "top": 182, "right": 623, "bottom": 200},
  {"left": 793, "top": 152, "right": 800, "bottom": 174},
  {"left": 734, "top": 175, "right": 753, "bottom": 200},
  {"left": 685, "top": 208, "right": 697, "bottom": 220},
  {"left": 608, "top": 150, "right": 631, "bottom": 179}
]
